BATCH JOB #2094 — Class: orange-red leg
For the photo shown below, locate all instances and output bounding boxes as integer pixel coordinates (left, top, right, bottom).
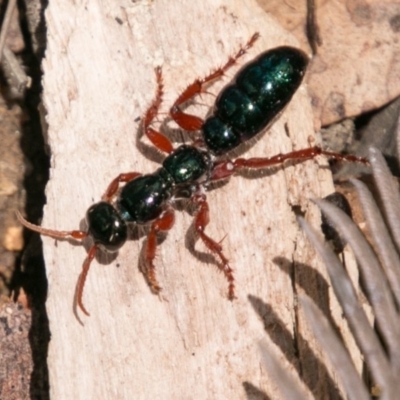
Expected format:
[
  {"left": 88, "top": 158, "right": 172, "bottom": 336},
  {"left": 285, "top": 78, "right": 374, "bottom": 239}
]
[
  {"left": 143, "top": 208, "right": 175, "bottom": 294},
  {"left": 16, "top": 211, "right": 93, "bottom": 316},
  {"left": 143, "top": 67, "right": 174, "bottom": 154},
  {"left": 75, "top": 244, "right": 98, "bottom": 316},
  {"left": 192, "top": 193, "right": 235, "bottom": 300},
  {"left": 170, "top": 33, "right": 260, "bottom": 131},
  {"left": 211, "top": 146, "right": 369, "bottom": 180},
  {"left": 102, "top": 172, "right": 142, "bottom": 202}
]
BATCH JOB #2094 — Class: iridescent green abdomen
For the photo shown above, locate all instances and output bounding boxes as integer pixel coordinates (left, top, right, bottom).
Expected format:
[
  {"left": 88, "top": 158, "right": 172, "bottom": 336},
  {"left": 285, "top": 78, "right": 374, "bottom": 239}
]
[{"left": 203, "top": 46, "right": 308, "bottom": 154}]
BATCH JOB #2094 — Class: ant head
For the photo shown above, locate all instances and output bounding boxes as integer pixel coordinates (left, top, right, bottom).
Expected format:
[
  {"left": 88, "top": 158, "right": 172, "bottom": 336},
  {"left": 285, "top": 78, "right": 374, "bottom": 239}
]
[{"left": 86, "top": 201, "right": 128, "bottom": 252}]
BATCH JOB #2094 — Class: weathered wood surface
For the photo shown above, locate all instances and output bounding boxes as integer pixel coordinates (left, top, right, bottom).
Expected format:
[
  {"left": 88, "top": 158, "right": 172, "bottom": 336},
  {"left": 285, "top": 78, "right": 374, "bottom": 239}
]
[{"left": 42, "top": 1, "right": 360, "bottom": 398}]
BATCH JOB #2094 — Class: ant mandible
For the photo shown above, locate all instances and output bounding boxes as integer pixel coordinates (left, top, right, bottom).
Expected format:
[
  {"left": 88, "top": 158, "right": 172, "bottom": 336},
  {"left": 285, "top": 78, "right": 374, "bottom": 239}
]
[{"left": 17, "top": 33, "right": 367, "bottom": 316}]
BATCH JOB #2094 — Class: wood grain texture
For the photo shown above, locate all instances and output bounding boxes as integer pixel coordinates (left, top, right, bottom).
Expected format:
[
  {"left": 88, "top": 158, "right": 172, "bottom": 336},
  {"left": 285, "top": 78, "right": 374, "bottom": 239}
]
[{"left": 41, "top": 1, "right": 360, "bottom": 398}]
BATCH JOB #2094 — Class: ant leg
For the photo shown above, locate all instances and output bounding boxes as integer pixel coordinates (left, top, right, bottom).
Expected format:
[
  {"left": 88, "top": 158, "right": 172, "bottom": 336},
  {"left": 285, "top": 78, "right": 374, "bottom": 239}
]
[
  {"left": 102, "top": 172, "right": 142, "bottom": 202},
  {"left": 210, "top": 146, "right": 369, "bottom": 180},
  {"left": 16, "top": 211, "right": 94, "bottom": 316},
  {"left": 75, "top": 244, "right": 98, "bottom": 316},
  {"left": 191, "top": 193, "right": 235, "bottom": 300},
  {"left": 143, "top": 67, "right": 174, "bottom": 154},
  {"left": 143, "top": 207, "right": 175, "bottom": 294},
  {"left": 170, "top": 33, "right": 260, "bottom": 131}
]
